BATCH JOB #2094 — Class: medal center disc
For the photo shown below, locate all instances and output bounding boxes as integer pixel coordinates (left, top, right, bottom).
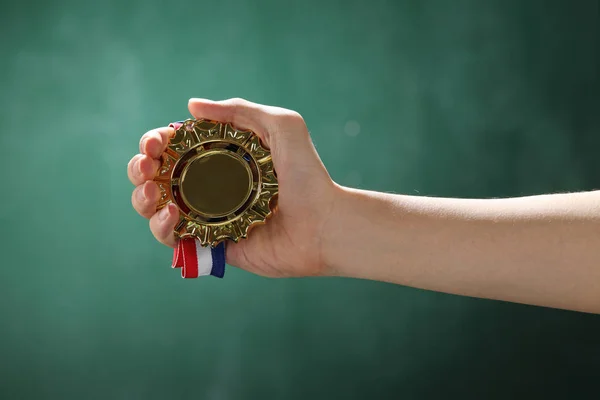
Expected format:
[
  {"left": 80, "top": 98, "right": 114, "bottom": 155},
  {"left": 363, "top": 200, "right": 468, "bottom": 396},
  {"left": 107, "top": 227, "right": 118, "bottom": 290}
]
[{"left": 180, "top": 150, "right": 253, "bottom": 218}]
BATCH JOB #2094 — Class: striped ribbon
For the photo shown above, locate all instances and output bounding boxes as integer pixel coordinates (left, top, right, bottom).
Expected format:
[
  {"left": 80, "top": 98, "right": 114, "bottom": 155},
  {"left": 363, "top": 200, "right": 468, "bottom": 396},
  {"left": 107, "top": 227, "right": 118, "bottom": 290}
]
[
  {"left": 172, "top": 239, "right": 226, "bottom": 278},
  {"left": 168, "top": 120, "right": 226, "bottom": 279}
]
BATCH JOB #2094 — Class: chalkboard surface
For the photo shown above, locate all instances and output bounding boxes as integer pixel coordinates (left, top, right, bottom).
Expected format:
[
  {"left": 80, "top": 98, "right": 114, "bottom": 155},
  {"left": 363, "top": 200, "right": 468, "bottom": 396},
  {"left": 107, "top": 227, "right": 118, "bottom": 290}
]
[{"left": 1, "top": 0, "right": 599, "bottom": 398}]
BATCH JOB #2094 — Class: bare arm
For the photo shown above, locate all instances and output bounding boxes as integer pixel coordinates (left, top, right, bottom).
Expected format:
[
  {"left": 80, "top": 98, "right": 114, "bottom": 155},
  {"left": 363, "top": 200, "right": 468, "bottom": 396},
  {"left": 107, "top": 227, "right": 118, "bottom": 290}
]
[
  {"left": 131, "top": 98, "right": 600, "bottom": 314},
  {"left": 324, "top": 187, "right": 600, "bottom": 313}
]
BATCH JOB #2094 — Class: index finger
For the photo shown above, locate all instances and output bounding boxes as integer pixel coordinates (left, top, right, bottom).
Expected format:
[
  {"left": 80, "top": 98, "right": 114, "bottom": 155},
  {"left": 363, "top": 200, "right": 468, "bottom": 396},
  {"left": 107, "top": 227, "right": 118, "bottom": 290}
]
[{"left": 139, "top": 127, "right": 175, "bottom": 159}]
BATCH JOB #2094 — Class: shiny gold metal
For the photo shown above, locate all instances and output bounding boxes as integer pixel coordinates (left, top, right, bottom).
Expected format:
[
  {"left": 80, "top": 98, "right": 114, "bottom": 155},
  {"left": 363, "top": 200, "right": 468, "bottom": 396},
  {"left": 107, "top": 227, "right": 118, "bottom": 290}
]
[{"left": 154, "top": 119, "right": 278, "bottom": 247}]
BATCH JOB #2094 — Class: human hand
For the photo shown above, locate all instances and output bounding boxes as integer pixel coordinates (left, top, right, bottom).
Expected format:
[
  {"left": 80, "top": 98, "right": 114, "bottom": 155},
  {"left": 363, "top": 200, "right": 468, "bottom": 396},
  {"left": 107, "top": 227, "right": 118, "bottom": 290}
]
[{"left": 128, "top": 98, "right": 338, "bottom": 277}]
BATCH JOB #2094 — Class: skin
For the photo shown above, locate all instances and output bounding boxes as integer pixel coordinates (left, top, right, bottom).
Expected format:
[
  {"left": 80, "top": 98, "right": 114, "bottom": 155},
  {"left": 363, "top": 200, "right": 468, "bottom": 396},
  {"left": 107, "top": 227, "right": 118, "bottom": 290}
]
[{"left": 128, "top": 98, "right": 600, "bottom": 314}]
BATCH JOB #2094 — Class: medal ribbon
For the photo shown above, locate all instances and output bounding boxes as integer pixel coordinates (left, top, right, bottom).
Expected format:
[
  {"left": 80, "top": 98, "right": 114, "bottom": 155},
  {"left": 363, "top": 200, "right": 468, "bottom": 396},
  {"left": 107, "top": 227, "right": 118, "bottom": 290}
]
[
  {"left": 171, "top": 239, "right": 226, "bottom": 278},
  {"left": 167, "top": 121, "right": 226, "bottom": 279}
]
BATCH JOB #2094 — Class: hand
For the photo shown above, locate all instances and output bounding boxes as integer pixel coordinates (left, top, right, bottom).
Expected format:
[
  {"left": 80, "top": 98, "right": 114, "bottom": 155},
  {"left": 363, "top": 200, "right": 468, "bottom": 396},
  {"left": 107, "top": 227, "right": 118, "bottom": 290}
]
[{"left": 128, "top": 98, "right": 338, "bottom": 277}]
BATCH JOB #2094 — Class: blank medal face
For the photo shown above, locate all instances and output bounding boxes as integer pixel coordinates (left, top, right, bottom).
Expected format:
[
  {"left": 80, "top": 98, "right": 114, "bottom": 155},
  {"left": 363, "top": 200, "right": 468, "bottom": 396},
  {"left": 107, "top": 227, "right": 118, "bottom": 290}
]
[{"left": 180, "top": 151, "right": 252, "bottom": 218}]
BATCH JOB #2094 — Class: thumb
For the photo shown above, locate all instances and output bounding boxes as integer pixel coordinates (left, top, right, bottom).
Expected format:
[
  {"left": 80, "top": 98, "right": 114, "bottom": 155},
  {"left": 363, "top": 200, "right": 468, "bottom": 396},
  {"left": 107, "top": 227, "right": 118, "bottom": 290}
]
[
  {"left": 188, "top": 97, "right": 270, "bottom": 143},
  {"left": 187, "top": 97, "right": 317, "bottom": 170}
]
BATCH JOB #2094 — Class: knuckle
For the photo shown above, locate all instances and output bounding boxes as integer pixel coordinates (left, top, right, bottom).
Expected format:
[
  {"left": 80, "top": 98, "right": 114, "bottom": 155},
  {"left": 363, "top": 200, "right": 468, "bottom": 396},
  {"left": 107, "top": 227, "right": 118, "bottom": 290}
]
[
  {"left": 140, "top": 129, "right": 152, "bottom": 143},
  {"left": 140, "top": 130, "right": 160, "bottom": 152},
  {"left": 142, "top": 129, "right": 157, "bottom": 138},
  {"left": 155, "top": 228, "right": 171, "bottom": 246},
  {"left": 224, "top": 98, "right": 256, "bottom": 127},
  {"left": 227, "top": 97, "right": 249, "bottom": 107},
  {"left": 127, "top": 155, "right": 140, "bottom": 178},
  {"left": 131, "top": 188, "right": 144, "bottom": 206},
  {"left": 152, "top": 230, "right": 165, "bottom": 245},
  {"left": 139, "top": 139, "right": 148, "bottom": 154},
  {"left": 130, "top": 188, "right": 137, "bottom": 206},
  {"left": 268, "top": 106, "right": 303, "bottom": 123},
  {"left": 131, "top": 193, "right": 145, "bottom": 215},
  {"left": 271, "top": 109, "right": 307, "bottom": 134},
  {"left": 282, "top": 110, "right": 304, "bottom": 124}
]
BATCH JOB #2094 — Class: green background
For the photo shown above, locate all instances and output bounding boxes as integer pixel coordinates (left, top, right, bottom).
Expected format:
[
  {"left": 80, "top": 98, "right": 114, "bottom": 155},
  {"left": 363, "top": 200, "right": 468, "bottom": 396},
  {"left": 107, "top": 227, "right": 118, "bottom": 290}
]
[{"left": 1, "top": 0, "right": 599, "bottom": 398}]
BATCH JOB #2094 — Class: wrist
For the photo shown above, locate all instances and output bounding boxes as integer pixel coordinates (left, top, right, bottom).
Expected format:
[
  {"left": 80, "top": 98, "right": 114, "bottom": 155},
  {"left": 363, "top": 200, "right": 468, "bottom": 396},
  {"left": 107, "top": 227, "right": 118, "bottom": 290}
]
[
  {"left": 319, "top": 186, "right": 439, "bottom": 283},
  {"left": 320, "top": 184, "right": 402, "bottom": 279},
  {"left": 319, "top": 183, "right": 349, "bottom": 277}
]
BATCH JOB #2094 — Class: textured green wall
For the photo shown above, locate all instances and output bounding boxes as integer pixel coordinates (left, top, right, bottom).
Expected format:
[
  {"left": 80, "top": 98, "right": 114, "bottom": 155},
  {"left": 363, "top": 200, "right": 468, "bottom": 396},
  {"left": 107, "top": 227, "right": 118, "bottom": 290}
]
[{"left": 1, "top": 0, "right": 599, "bottom": 398}]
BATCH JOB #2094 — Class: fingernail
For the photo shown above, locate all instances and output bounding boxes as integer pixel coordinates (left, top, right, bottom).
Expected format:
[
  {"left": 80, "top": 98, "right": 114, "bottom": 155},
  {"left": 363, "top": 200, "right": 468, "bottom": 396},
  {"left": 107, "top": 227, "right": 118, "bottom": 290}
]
[{"left": 159, "top": 204, "right": 171, "bottom": 221}]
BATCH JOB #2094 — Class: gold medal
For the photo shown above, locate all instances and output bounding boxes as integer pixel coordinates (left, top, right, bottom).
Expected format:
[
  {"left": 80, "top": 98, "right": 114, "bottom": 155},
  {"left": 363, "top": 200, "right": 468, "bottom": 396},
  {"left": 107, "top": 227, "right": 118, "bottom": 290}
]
[{"left": 154, "top": 119, "right": 278, "bottom": 247}]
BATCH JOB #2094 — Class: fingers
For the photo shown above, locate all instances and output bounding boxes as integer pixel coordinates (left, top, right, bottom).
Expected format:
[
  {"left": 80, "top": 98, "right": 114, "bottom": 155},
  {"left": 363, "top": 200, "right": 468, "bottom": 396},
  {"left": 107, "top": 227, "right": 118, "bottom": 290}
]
[
  {"left": 128, "top": 127, "right": 172, "bottom": 185},
  {"left": 131, "top": 171, "right": 178, "bottom": 249},
  {"left": 149, "top": 203, "right": 179, "bottom": 248},
  {"left": 139, "top": 127, "right": 174, "bottom": 159},
  {"left": 127, "top": 154, "right": 161, "bottom": 186},
  {"left": 188, "top": 98, "right": 270, "bottom": 140},
  {"left": 132, "top": 181, "right": 161, "bottom": 219}
]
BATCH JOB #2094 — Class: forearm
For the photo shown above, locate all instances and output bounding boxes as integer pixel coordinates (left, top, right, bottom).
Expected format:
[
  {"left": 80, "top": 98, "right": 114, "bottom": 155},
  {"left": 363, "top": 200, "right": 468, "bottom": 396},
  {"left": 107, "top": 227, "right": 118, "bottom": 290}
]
[{"left": 324, "top": 186, "right": 600, "bottom": 313}]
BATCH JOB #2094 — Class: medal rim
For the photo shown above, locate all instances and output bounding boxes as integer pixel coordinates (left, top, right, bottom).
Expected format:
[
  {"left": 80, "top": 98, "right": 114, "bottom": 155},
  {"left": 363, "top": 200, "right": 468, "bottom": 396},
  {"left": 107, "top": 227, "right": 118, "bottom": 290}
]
[{"left": 154, "top": 118, "right": 278, "bottom": 248}]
